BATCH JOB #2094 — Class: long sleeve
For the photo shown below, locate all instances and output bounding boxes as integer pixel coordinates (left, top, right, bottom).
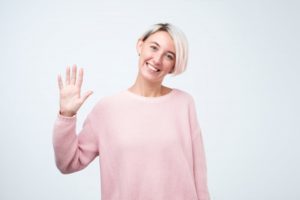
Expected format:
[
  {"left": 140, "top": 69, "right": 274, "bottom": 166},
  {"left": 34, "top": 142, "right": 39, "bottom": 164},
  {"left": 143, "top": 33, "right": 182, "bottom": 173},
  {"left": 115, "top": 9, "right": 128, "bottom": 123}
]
[
  {"left": 52, "top": 89, "right": 211, "bottom": 199},
  {"left": 192, "top": 131, "right": 210, "bottom": 200},
  {"left": 189, "top": 97, "right": 210, "bottom": 200},
  {"left": 52, "top": 112, "right": 99, "bottom": 174}
]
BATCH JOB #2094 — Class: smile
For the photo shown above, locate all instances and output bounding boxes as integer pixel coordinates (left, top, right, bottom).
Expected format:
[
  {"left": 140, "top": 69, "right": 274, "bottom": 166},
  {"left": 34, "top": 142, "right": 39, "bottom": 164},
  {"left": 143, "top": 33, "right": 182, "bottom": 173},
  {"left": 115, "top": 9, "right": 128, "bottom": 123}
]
[{"left": 146, "top": 62, "right": 160, "bottom": 72}]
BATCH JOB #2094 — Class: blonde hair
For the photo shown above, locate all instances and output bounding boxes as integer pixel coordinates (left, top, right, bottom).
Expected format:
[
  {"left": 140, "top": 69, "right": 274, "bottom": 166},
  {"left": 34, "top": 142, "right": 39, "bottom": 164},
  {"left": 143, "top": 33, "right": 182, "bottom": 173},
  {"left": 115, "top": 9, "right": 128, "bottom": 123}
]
[{"left": 140, "top": 23, "right": 189, "bottom": 76}]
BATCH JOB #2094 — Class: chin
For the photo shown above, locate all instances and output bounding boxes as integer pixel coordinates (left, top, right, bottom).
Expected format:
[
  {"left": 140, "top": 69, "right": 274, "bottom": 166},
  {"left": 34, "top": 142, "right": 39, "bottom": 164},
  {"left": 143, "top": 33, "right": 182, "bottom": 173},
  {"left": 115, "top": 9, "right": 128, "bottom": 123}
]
[{"left": 140, "top": 69, "right": 164, "bottom": 83}]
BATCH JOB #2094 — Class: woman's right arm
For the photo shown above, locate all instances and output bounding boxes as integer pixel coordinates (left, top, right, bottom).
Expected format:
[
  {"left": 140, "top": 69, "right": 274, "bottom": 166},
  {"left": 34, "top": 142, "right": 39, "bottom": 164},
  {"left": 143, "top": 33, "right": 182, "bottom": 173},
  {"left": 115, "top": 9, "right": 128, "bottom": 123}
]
[{"left": 53, "top": 65, "right": 97, "bottom": 174}]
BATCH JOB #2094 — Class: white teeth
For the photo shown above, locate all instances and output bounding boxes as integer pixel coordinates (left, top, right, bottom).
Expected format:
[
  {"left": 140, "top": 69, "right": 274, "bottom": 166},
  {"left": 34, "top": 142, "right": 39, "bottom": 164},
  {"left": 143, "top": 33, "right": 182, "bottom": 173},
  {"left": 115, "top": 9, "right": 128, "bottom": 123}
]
[{"left": 147, "top": 63, "right": 159, "bottom": 72}]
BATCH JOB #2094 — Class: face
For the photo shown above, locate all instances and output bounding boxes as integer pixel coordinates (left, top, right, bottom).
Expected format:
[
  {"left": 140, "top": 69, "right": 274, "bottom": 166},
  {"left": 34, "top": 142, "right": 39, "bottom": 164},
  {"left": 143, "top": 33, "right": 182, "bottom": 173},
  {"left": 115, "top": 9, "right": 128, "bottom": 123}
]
[{"left": 136, "top": 31, "right": 176, "bottom": 83}]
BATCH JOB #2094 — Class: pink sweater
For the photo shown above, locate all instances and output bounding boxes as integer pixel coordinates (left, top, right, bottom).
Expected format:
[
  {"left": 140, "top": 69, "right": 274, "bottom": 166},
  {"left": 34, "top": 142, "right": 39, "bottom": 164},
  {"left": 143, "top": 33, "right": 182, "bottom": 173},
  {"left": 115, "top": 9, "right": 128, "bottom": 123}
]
[{"left": 53, "top": 88, "right": 210, "bottom": 200}]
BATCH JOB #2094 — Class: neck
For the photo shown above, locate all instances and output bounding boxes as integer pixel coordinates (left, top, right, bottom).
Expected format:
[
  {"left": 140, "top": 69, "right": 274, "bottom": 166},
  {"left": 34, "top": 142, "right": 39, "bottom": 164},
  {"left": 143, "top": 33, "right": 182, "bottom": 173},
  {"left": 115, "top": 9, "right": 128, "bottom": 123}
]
[{"left": 129, "top": 76, "right": 166, "bottom": 97}]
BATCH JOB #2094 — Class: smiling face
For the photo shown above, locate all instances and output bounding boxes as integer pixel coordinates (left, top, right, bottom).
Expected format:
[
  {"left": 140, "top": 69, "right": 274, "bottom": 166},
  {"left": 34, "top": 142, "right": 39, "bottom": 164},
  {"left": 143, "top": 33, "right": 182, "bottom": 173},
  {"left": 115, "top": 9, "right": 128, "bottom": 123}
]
[{"left": 136, "top": 31, "right": 176, "bottom": 84}]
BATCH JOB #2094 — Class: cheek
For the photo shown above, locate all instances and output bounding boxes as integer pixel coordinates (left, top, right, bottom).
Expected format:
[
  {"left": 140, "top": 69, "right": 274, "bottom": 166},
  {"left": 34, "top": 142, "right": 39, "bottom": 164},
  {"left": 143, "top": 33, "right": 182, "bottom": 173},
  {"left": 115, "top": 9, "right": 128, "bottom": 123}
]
[
  {"left": 164, "top": 60, "right": 175, "bottom": 71},
  {"left": 141, "top": 50, "right": 152, "bottom": 60},
  {"left": 138, "top": 53, "right": 150, "bottom": 67}
]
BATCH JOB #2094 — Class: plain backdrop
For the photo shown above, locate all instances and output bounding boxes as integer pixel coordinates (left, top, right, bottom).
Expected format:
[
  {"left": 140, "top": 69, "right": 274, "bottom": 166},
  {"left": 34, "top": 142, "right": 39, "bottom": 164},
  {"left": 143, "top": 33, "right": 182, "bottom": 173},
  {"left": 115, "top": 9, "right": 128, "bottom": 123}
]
[{"left": 0, "top": 0, "right": 299, "bottom": 199}]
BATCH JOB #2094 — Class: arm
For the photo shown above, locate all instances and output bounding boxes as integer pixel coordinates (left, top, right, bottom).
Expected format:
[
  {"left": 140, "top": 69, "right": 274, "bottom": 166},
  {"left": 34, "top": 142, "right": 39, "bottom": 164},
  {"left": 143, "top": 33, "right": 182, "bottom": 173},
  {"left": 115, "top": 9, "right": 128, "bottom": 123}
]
[
  {"left": 53, "top": 113, "right": 99, "bottom": 174},
  {"left": 53, "top": 64, "right": 97, "bottom": 173},
  {"left": 188, "top": 97, "right": 210, "bottom": 200},
  {"left": 192, "top": 130, "right": 210, "bottom": 200}
]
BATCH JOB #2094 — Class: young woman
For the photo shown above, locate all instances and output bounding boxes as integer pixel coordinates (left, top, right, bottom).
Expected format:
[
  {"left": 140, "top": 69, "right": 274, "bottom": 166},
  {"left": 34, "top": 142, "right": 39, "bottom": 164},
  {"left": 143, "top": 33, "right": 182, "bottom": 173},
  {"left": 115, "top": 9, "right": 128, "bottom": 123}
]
[{"left": 53, "top": 23, "right": 210, "bottom": 200}]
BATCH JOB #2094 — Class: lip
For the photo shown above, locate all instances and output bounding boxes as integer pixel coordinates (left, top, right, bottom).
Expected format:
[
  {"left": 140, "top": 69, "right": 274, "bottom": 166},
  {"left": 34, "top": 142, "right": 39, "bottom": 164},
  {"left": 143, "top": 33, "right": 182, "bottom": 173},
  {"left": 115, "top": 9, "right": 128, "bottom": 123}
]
[{"left": 146, "top": 62, "right": 161, "bottom": 72}]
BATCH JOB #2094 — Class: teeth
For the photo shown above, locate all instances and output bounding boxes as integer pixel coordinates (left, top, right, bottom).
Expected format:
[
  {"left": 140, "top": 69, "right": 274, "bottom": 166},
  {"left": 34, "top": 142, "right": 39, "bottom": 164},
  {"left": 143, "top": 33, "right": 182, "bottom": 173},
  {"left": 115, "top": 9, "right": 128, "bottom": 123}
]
[{"left": 147, "top": 63, "right": 159, "bottom": 72}]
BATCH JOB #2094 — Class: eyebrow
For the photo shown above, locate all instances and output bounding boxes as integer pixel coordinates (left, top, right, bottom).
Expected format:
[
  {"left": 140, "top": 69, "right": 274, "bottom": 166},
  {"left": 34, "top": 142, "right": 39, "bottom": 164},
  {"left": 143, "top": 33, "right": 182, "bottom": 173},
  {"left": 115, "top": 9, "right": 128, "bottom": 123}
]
[{"left": 150, "top": 41, "right": 176, "bottom": 57}]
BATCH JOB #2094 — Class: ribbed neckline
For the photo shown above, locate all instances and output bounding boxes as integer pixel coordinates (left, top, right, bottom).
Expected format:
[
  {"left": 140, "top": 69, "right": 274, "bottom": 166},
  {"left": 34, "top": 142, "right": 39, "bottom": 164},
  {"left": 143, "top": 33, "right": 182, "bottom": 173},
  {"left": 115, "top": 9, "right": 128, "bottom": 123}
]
[{"left": 124, "top": 88, "right": 177, "bottom": 102}]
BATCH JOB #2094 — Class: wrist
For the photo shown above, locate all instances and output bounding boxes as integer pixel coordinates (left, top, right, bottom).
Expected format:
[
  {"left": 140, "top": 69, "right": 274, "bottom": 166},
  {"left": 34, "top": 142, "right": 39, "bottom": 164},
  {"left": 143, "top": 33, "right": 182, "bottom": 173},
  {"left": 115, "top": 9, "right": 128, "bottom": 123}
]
[{"left": 59, "top": 110, "right": 76, "bottom": 117}]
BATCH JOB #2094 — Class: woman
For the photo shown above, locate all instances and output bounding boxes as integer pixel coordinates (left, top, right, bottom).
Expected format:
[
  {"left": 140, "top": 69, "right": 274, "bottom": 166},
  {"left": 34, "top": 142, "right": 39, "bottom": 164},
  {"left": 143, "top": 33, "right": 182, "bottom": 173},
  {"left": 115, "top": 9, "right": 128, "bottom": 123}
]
[{"left": 53, "top": 23, "right": 210, "bottom": 200}]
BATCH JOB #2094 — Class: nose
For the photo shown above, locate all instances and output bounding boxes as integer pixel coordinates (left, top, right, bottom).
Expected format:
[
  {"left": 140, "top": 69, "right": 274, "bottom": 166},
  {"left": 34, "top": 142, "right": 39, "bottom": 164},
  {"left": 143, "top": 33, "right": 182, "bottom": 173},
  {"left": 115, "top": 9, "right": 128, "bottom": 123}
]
[{"left": 152, "top": 53, "right": 163, "bottom": 66}]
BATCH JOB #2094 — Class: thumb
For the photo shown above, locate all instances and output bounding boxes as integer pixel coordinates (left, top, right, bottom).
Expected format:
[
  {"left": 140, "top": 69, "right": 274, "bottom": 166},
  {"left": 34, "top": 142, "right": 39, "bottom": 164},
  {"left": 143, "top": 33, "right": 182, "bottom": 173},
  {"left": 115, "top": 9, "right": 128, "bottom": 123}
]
[{"left": 80, "top": 90, "right": 93, "bottom": 104}]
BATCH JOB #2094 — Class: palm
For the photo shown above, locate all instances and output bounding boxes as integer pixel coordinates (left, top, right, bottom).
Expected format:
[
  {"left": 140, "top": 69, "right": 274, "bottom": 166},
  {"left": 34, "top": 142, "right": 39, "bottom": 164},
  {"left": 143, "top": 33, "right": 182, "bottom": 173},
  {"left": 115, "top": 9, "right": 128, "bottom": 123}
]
[{"left": 57, "top": 65, "right": 93, "bottom": 117}]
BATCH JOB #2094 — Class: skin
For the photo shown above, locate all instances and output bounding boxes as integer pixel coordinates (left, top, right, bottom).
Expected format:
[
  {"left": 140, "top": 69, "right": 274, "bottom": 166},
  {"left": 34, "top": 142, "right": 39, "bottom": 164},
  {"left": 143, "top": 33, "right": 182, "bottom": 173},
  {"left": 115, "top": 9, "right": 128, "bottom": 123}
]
[
  {"left": 57, "top": 65, "right": 93, "bottom": 117},
  {"left": 58, "top": 31, "right": 176, "bottom": 117},
  {"left": 128, "top": 31, "right": 176, "bottom": 97}
]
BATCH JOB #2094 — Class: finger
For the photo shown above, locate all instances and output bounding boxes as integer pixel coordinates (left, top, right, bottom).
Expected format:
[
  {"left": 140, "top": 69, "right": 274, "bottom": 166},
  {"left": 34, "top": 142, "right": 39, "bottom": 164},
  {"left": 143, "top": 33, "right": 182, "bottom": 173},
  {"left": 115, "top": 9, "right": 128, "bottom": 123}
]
[
  {"left": 80, "top": 90, "right": 93, "bottom": 104},
  {"left": 57, "top": 74, "right": 63, "bottom": 90},
  {"left": 71, "top": 64, "right": 77, "bottom": 85},
  {"left": 65, "top": 66, "right": 70, "bottom": 85},
  {"left": 76, "top": 68, "right": 83, "bottom": 88}
]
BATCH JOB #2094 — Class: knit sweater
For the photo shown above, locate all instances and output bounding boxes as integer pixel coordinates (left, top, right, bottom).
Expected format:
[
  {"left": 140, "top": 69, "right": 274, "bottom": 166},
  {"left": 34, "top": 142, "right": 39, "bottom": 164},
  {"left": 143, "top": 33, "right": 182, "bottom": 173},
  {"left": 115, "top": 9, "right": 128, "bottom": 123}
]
[{"left": 53, "top": 88, "right": 210, "bottom": 200}]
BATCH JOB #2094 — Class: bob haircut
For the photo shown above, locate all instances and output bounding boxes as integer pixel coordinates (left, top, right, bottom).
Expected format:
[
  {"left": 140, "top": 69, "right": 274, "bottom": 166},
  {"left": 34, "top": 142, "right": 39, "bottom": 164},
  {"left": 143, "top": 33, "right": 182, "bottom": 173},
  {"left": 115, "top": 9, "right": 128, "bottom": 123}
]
[{"left": 139, "top": 23, "right": 189, "bottom": 76}]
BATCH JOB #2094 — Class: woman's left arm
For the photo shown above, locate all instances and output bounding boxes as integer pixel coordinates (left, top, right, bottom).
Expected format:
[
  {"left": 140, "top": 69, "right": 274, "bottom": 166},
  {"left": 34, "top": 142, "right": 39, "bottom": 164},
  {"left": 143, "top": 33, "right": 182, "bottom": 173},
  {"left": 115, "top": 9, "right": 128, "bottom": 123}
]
[
  {"left": 188, "top": 97, "right": 210, "bottom": 200},
  {"left": 192, "top": 130, "right": 210, "bottom": 200}
]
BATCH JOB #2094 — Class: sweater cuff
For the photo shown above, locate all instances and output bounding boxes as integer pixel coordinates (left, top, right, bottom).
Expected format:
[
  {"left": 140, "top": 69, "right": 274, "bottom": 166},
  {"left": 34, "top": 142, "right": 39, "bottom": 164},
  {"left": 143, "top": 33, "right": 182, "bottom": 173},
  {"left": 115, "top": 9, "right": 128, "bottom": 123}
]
[{"left": 57, "top": 112, "right": 77, "bottom": 122}]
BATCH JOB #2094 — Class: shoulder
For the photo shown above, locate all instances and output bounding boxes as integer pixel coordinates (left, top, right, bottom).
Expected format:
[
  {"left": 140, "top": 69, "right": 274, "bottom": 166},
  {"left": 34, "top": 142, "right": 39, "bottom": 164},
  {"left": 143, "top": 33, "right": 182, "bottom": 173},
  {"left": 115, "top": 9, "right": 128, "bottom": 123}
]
[
  {"left": 172, "top": 88, "right": 195, "bottom": 103},
  {"left": 172, "top": 88, "right": 199, "bottom": 114},
  {"left": 88, "top": 90, "right": 125, "bottom": 115},
  {"left": 97, "top": 90, "right": 125, "bottom": 105}
]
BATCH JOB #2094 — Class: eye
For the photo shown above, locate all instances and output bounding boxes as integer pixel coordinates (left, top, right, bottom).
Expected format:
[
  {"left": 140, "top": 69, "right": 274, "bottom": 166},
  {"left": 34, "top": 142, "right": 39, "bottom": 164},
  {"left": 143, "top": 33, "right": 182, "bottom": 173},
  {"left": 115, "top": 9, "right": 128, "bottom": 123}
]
[
  {"left": 150, "top": 45, "right": 158, "bottom": 51},
  {"left": 166, "top": 54, "right": 174, "bottom": 61}
]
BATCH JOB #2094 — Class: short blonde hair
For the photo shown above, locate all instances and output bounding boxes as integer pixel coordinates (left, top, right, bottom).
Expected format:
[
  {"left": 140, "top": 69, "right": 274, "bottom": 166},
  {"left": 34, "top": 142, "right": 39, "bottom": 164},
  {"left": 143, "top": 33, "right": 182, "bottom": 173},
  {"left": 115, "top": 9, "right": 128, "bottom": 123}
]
[{"left": 140, "top": 23, "right": 189, "bottom": 76}]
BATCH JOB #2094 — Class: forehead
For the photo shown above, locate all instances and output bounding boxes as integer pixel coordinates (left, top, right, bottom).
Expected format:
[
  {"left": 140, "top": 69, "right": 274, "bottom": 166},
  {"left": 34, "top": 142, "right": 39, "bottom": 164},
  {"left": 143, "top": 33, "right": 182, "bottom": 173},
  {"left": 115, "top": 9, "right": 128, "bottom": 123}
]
[{"left": 145, "top": 31, "right": 175, "bottom": 51}]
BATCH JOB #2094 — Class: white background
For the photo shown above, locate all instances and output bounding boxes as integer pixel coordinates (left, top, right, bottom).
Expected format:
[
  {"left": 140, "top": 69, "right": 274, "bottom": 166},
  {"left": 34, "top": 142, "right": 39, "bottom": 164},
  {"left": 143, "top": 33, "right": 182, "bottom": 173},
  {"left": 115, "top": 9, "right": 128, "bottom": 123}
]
[{"left": 0, "top": 0, "right": 299, "bottom": 199}]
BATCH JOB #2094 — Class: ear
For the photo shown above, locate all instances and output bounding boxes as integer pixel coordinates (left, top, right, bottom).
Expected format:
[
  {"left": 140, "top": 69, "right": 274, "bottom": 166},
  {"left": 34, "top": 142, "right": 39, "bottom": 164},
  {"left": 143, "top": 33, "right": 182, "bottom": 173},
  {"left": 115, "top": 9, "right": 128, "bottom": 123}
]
[{"left": 136, "top": 39, "right": 143, "bottom": 56}]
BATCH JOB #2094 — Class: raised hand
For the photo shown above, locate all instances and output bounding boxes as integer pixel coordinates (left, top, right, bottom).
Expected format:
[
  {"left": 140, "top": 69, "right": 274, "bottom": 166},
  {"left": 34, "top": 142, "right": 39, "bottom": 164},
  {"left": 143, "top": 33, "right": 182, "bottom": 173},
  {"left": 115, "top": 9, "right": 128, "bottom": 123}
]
[{"left": 57, "top": 64, "right": 93, "bottom": 117}]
